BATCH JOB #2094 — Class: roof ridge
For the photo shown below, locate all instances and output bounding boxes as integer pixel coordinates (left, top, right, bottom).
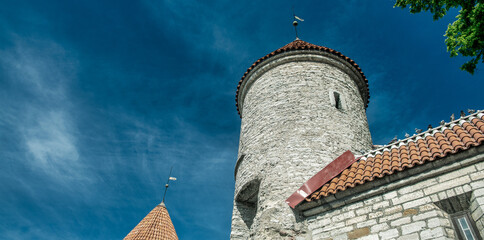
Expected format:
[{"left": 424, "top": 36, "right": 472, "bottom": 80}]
[
  {"left": 305, "top": 109, "right": 484, "bottom": 201},
  {"left": 364, "top": 109, "right": 484, "bottom": 157}
]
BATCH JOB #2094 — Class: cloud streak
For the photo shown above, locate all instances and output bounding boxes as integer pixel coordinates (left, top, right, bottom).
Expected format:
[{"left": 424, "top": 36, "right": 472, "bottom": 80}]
[{"left": 0, "top": 36, "right": 87, "bottom": 182}]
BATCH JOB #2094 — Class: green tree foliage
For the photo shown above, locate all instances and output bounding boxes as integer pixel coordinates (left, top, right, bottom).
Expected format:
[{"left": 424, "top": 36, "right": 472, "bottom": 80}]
[{"left": 394, "top": 0, "right": 483, "bottom": 74}]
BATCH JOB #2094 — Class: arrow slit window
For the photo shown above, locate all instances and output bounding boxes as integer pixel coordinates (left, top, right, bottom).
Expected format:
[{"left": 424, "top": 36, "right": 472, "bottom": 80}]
[{"left": 329, "top": 90, "right": 344, "bottom": 110}]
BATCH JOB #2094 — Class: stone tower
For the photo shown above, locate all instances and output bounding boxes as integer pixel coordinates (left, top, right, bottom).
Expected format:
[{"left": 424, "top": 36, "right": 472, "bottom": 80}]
[{"left": 231, "top": 39, "right": 373, "bottom": 239}]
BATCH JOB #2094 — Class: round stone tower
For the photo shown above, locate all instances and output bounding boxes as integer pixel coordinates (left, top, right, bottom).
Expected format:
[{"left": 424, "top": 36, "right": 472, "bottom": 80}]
[{"left": 230, "top": 39, "right": 373, "bottom": 239}]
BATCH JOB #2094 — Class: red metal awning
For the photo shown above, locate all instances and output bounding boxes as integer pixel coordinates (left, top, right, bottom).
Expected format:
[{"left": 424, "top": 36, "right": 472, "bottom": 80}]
[{"left": 286, "top": 150, "right": 357, "bottom": 208}]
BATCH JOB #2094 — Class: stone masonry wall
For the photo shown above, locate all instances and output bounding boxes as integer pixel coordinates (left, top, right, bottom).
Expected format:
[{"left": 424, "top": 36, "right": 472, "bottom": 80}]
[
  {"left": 231, "top": 51, "right": 373, "bottom": 239},
  {"left": 306, "top": 158, "right": 484, "bottom": 240}
]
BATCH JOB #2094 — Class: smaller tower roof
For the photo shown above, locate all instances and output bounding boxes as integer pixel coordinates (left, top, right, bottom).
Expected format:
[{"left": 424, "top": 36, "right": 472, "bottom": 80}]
[
  {"left": 236, "top": 39, "right": 370, "bottom": 116},
  {"left": 124, "top": 202, "right": 178, "bottom": 240}
]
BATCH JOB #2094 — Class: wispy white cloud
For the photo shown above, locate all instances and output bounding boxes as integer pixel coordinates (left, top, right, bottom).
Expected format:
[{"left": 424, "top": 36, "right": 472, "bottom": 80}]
[
  {"left": 23, "top": 110, "right": 80, "bottom": 177},
  {"left": 0, "top": 36, "right": 85, "bottom": 181}
]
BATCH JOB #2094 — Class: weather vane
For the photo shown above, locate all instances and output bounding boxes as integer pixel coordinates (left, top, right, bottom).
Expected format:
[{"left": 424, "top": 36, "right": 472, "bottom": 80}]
[
  {"left": 162, "top": 166, "right": 177, "bottom": 203},
  {"left": 292, "top": 7, "right": 304, "bottom": 40}
]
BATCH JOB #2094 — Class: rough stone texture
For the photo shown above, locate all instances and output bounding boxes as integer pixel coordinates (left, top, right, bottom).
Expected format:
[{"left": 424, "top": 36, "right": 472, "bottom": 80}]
[
  {"left": 231, "top": 50, "right": 372, "bottom": 239},
  {"left": 230, "top": 45, "right": 484, "bottom": 240},
  {"left": 306, "top": 150, "right": 484, "bottom": 240}
]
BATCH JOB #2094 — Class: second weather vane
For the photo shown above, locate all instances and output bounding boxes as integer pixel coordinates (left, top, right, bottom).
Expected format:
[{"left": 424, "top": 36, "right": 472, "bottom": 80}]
[
  {"left": 162, "top": 166, "right": 177, "bottom": 203},
  {"left": 292, "top": 8, "right": 304, "bottom": 39}
]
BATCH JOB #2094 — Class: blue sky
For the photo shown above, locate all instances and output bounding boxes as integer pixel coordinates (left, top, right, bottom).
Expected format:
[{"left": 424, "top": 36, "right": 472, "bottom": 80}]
[{"left": 0, "top": 1, "right": 483, "bottom": 239}]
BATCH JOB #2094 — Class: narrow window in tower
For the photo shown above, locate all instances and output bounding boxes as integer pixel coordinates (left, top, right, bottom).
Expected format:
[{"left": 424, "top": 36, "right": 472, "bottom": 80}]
[{"left": 333, "top": 92, "right": 342, "bottom": 110}]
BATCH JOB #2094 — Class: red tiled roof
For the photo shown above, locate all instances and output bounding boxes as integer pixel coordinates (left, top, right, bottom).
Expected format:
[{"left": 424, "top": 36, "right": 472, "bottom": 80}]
[
  {"left": 235, "top": 39, "right": 370, "bottom": 117},
  {"left": 124, "top": 202, "right": 178, "bottom": 240},
  {"left": 306, "top": 111, "right": 484, "bottom": 202}
]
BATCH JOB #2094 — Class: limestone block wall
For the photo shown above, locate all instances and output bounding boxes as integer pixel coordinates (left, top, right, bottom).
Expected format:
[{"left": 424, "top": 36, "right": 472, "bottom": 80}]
[
  {"left": 306, "top": 157, "right": 484, "bottom": 240},
  {"left": 231, "top": 51, "right": 372, "bottom": 239}
]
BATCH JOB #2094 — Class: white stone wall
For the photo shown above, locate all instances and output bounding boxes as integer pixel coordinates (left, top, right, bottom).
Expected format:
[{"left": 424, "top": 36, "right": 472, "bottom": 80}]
[
  {"left": 231, "top": 51, "right": 372, "bottom": 239},
  {"left": 306, "top": 157, "right": 484, "bottom": 240}
]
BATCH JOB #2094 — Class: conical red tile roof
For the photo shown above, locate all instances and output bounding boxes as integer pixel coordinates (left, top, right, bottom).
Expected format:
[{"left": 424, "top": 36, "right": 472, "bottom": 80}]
[
  {"left": 124, "top": 202, "right": 178, "bottom": 240},
  {"left": 235, "top": 39, "right": 369, "bottom": 116}
]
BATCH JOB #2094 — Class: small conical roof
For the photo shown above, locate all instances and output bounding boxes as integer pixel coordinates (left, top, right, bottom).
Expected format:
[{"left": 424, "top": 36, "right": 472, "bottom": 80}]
[{"left": 124, "top": 202, "right": 178, "bottom": 240}]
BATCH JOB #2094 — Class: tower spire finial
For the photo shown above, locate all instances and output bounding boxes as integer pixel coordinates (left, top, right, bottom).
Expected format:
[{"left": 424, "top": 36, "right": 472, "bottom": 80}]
[
  {"left": 162, "top": 166, "right": 176, "bottom": 203},
  {"left": 292, "top": 7, "right": 304, "bottom": 40}
]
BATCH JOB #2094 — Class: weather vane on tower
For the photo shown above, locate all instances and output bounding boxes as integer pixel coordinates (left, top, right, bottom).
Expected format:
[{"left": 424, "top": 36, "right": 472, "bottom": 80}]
[
  {"left": 162, "top": 166, "right": 177, "bottom": 203},
  {"left": 292, "top": 7, "right": 304, "bottom": 40}
]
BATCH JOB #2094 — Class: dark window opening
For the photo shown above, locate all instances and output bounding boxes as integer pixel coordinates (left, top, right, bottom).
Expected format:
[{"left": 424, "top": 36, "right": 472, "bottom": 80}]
[
  {"left": 434, "top": 192, "right": 482, "bottom": 240},
  {"left": 236, "top": 179, "right": 260, "bottom": 229},
  {"left": 333, "top": 92, "right": 342, "bottom": 110},
  {"left": 451, "top": 212, "right": 481, "bottom": 240}
]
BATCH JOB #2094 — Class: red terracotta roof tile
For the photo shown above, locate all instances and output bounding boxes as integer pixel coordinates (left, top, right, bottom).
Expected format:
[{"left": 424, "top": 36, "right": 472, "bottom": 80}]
[
  {"left": 306, "top": 111, "right": 484, "bottom": 202},
  {"left": 235, "top": 39, "right": 369, "bottom": 117},
  {"left": 124, "top": 202, "right": 178, "bottom": 240}
]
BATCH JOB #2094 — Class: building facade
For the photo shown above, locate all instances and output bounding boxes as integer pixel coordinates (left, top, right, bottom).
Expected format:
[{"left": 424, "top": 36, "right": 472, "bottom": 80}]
[{"left": 231, "top": 39, "right": 484, "bottom": 240}]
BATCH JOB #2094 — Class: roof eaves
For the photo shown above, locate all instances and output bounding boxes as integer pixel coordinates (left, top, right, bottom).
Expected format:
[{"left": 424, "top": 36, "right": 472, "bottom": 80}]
[
  {"left": 304, "top": 109, "right": 484, "bottom": 202},
  {"left": 235, "top": 39, "right": 370, "bottom": 117}
]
